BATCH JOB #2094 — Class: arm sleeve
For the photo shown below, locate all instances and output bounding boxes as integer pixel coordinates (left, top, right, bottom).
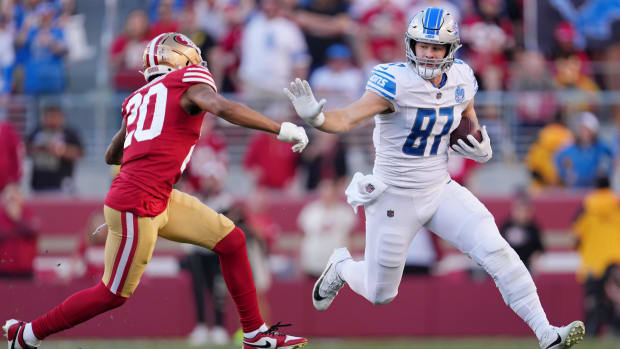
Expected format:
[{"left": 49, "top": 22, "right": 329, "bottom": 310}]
[{"left": 365, "top": 65, "right": 397, "bottom": 111}]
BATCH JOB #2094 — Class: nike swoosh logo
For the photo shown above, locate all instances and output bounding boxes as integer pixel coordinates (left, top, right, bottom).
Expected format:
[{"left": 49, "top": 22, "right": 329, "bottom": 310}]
[
  {"left": 545, "top": 334, "right": 561, "bottom": 349},
  {"left": 243, "top": 341, "right": 273, "bottom": 348},
  {"left": 313, "top": 265, "right": 332, "bottom": 301}
]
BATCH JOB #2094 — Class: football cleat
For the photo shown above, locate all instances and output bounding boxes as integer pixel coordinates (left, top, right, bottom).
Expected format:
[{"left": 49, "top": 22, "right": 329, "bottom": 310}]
[
  {"left": 3, "top": 319, "right": 36, "bottom": 349},
  {"left": 539, "top": 321, "right": 585, "bottom": 349},
  {"left": 312, "top": 247, "right": 351, "bottom": 311},
  {"left": 242, "top": 322, "right": 307, "bottom": 349}
]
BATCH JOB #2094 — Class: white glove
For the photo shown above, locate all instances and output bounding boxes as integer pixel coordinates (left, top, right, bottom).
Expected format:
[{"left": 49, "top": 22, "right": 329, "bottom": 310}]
[
  {"left": 277, "top": 121, "right": 309, "bottom": 153},
  {"left": 283, "top": 78, "right": 326, "bottom": 127},
  {"left": 451, "top": 125, "right": 493, "bottom": 163}
]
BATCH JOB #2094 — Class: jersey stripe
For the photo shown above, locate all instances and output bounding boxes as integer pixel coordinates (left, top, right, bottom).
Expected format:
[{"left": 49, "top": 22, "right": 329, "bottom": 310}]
[
  {"left": 183, "top": 72, "right": 214, "bottom": 80},
  {"left": 110, "top": 212, "right": 136, "bottom": 295},
  {"left": 148, "top": 33, "right": 166, "bottom": 67},
  {"left": 371, "top": 69, "right": 396, "bottom": 82},
  {"left": 366, "top": 84, "right": 394, "bottom": 100},
  {"left": 182, "top": 78, "right": 217, "bottom": 91},
  {"left": 116, "top": 213, "right": 139, "bottom": 295}
]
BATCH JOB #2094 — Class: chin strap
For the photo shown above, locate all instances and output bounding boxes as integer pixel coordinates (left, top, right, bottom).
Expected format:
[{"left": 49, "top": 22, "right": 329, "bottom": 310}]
[{"left": 142, "top": 65, "right": 175, "bottom": 82}]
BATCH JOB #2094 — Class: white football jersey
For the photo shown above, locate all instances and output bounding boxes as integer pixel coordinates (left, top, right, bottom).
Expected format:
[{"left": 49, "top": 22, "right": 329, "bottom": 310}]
[{"left": 366, "top": 60, "right": 477, "bottom": 189}]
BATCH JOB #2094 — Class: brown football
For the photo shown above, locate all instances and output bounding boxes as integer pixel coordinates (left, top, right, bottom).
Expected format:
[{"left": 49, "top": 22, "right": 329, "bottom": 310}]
[{"left": 450, "top": 117, "right": 482, "bottom": 147}]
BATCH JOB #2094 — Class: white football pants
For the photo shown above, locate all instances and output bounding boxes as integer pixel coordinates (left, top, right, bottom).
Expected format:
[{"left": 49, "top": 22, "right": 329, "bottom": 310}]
[{"left": 338, "top": 180, "right": 551, "bottom": 338}]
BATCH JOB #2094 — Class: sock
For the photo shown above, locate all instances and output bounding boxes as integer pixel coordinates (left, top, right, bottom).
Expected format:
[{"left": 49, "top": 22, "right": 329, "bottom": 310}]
[
  {"left": 511, "top": 293, "right": 551, "bottom": 341},
  {"left": 23, "top": 323, "right": 41, "bottom": 347},
  {"left": 31, "top": 282, "right": 126, "bottom": 340},
  {"left": 213, "top": 227, "right": 264, "bottom": 333},
  {"left": 244, "top": 324, "right": 268, "bottom": 338}
]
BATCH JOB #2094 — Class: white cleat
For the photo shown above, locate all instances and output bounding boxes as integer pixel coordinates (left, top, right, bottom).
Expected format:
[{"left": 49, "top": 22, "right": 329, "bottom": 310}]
[
  {"left": 312, "top": 247, "right": 352, "bottom": 311},
  {"left": 540, "top": 321, "right": 585, "bottom": 349},
  {"left": 3, "top": 319, "right": 37, "bottom": 349}
]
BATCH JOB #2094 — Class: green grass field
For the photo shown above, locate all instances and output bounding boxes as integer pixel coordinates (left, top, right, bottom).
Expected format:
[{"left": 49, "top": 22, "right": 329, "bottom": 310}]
[{"left": 38, "top": 338, "right": 620, "bottom": 349}]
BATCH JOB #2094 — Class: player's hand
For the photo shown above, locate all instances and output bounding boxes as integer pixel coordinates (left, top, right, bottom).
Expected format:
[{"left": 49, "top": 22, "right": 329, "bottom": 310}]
[
  {"left": 283, "top": 78, "right": 326, "bottom": 127},
  {"left": 277, "top": 122, "right": 309, "bottom": 153},
  {"left": 451, "top": 125, "right": 492, "bottom": 163}
]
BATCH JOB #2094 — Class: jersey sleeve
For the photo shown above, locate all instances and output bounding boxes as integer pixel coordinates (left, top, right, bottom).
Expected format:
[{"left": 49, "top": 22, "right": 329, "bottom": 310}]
[
  {"left": 365, "top": 64, "right": 398, "bottom": 110},
  {"left": 180, "top": 65, "right": 218, "bottom": 93}
]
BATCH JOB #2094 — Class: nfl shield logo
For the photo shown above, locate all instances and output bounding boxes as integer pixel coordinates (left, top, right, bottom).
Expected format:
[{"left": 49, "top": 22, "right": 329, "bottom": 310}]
[
  {"left": 387, "top": 210, "right": 394, "bottom": 217},
  {"left": 455, "top": 86, "right": 465, "bottom": 103},
  {"left": 365, "top": 183, "right": 375, "bottom": 193}
]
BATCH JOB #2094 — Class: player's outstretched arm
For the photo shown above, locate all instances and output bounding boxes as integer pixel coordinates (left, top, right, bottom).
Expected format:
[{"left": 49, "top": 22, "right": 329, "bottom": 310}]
[
  {"left": 105, "top": 119, "right": 126, "bottom": 165},
  {"left": 284, "top": 78, "right": 392, "bottom": 134},
  {"left": 182, "top": 84, "right": 309, "bottom": 152}
]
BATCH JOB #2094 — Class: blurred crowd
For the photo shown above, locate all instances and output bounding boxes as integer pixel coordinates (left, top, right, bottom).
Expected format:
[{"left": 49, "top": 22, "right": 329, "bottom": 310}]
[{"left": 1, "top": 0, "right": 620, "bottom": 341}]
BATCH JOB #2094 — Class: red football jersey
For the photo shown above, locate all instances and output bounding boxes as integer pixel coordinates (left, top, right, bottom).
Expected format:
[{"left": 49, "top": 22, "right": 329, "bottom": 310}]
[{"left": 105, "top": 64, "right": 217, "bottom": 217}]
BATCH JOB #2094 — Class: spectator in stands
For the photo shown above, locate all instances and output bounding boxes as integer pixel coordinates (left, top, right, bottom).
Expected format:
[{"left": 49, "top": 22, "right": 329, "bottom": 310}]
[
  {"left": 0, "top": 118, "right": 23, "bottom": 192},
  {"left": 556, "top": 112, "right": 614, "bottom": 189},
  {"left": 27, "top": 105, "right": 83, "bottom": 192},
  {"left": 300, "top": 129, "right": 347, "bottom": 191},
  {"left": 109, "top": 9, "right": 150, "bottom": 92},
  {"left": 499, "top": 191, "right": 544, "bottom": 271},
  {"left": 239, "top": 0, "right": 309, "bottom": 108},
  {"left": 0, "top": 183, "right": 38, "bottom": 278},
  {"left": 242, "top": 188, "right": 276, "bottom": 324},
  {"left": 293, "top": 0, "right": 354, "bottom": 71},
  {"left": 148, "top": 0, "right": 180, "bottom": 38},
  {"left": 602, "top": 264, "right": 620, "bottom": 336},
  {"left": 15, "top": 2, "right": 67, "bottom": 95},
  {"left": 298, "top": 178, "right": 355, "bottom": 278},
  {"left": 244, "top": 105, "right": 300, "bottom": 190},
  {"left": 461, "top": 0, "right": 514, "bottom": 88},
  {"left": 573, "top": 177, "right": 620, "bottom": 336},
  {"left": 182, "top": 116, "right": 228, "bottom": 200},
  {"left": 309, "top": 44, "right": 364, "bottom": 108},
  {"left": 525, "top": 113, "right": 573, "bottom": 190},
  {"left": 358, "top": 0, "right": 405, "bottom": 67},
  {"left": 211, "top": 2, "right": 248, "bottom": 92},
  {"left": 553, "top": 38, "right": 599, "bottom": 116},
  {"left": 178, "top": 116, "right": 230, "bottom": 346},
  {"left": 510, "top": 51, "right": 557, "bottom": 127},
  {"left": 0, "top": 12, "right": 15, "bottom": 95}
]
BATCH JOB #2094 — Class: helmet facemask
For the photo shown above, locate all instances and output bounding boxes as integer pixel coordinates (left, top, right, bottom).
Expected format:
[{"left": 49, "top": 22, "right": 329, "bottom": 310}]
[{"left": 404, "top": 8, "right": 462, "bottom": 80}]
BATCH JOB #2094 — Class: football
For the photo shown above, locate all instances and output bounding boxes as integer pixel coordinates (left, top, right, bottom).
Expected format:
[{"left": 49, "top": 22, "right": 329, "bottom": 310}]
[{"left": 450, "top": 117, "right": 482, "bottom": 148}]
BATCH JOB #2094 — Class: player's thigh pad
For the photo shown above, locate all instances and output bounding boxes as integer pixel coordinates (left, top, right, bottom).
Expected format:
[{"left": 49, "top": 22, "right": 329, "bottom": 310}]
[
  {"left": 102, "top": 205, "right": 163, "bottom": 297},
  {"left": 427, "top": 181, "right": 505, "bottom": 254},
  {"left": 364, "top": 189, "right": 422, "bottom": 304},
  {"left": 158, "top": 189, "right": 235, "bottom": 249}
]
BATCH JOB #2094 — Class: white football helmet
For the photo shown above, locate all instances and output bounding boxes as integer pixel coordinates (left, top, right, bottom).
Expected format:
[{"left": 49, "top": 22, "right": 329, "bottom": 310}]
[
  {"left": 142, "top": 32, "right": 205, "bottom": 82},
  {"left": 405, "top": 7, "right": 461, "bottom": 79}
]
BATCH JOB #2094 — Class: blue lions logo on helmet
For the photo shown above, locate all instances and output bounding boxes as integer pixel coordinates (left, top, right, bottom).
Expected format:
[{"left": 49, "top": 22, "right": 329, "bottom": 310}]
[{"left": 455, "top": 86, "right": 465, "bottom": 103}]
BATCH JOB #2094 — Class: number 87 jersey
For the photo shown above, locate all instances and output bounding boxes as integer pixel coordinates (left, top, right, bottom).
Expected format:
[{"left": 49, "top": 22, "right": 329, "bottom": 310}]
[
  {"left": 105, "top": 64, "right": 217, "bottom": 217},
  {"left": 366, "top": 60, "right": 477, "bottom": 190}
]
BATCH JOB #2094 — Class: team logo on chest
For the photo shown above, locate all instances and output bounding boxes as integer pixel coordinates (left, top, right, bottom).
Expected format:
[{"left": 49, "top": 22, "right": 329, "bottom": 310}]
[{"left": 455, "top": 86, "right": 465, "bottom": 103}]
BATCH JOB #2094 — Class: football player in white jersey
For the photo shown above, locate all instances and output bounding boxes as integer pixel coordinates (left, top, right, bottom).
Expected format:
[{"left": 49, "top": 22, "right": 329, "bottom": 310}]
[{"left": 285, "top": 7, "right": 584, "bottom": 349}]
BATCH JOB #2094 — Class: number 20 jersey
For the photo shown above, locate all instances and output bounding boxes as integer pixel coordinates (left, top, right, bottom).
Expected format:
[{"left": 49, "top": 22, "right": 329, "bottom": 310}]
[
  {"left": 366, "top": 60, "right": 477, "bottom": 189},
  {"left": 105, "top": 65, "right": 217, "bottom": 217}
]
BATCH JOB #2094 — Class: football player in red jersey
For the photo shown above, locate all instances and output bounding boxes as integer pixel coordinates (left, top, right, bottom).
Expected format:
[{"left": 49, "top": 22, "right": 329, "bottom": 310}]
[{"left": 4, "top": 33, "right": 309, "bottom": 349}]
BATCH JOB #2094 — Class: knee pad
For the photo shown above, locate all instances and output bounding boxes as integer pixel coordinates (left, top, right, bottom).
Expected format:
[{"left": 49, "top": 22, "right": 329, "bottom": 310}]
[
  {"left": 474, "top": 245, "right": 536, "bottom": 306},
  {"left": 377, "top": 232, "right": 408, "bottom": 268},
  {"left": 213, "top": 227, "right": 246, "bottom": 255}
]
